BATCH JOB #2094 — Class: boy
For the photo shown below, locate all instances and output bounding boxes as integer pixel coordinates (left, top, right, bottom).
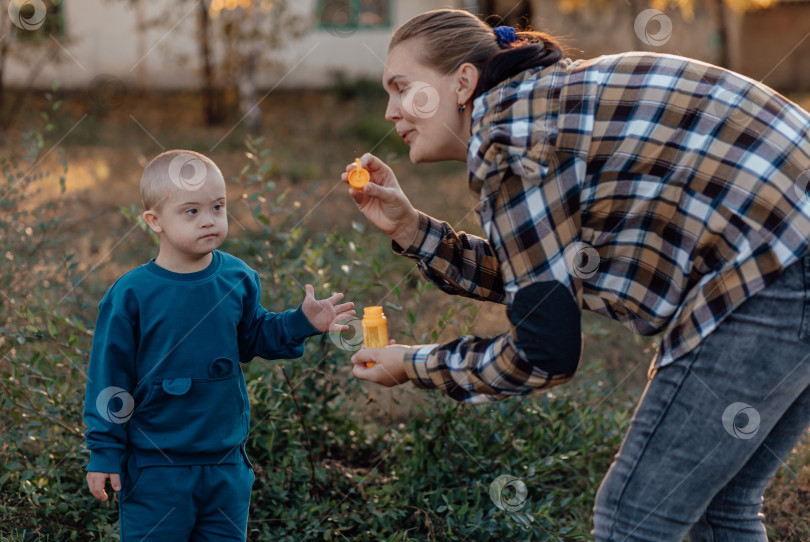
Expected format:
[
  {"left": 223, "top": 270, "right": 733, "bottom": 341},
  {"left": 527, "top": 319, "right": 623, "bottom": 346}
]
[{"left": 83, "top": 149, "right": 354, "bottom": 540}]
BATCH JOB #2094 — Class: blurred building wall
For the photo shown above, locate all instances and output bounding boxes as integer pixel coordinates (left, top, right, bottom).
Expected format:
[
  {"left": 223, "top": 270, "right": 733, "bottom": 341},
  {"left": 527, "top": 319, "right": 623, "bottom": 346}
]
[
  {"left": 5, "top": 0, "right": 465, "bottom": 91},
  {"left": 5, "top": 0, "right": 810, "bottom": 92}
]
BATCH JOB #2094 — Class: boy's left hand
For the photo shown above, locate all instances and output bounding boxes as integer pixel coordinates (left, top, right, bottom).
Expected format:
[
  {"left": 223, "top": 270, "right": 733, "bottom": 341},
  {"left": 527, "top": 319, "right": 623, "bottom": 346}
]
[{"left": 301, "top": 284, "right": 355, "bottom": 333}]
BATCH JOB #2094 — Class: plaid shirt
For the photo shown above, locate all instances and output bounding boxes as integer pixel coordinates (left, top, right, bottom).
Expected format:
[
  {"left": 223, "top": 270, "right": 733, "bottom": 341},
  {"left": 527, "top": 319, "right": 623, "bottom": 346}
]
[{"left": 397, "top": 52, "right": 810, "bottom": 403}]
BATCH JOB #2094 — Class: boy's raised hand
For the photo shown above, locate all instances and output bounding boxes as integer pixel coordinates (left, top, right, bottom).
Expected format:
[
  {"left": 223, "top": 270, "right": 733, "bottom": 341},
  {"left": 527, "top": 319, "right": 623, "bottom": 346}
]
[
  {"left": 87, "top": 471, "right": 120, "bottom": 503},
  {"left": 301, "top": 284, "right": 355, "bottom": 333}
]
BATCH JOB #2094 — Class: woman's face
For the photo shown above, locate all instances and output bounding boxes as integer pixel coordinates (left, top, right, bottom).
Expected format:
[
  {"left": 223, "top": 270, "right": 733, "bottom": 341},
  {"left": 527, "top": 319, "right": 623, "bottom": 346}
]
[{"left": 383, "top": 39, "right": 472, "bottom": 163}]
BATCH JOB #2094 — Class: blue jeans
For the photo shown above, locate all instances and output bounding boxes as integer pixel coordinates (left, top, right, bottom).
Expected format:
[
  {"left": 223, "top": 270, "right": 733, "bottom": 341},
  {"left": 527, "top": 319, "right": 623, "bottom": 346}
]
[{"left": 593, "top": 255, "right": 810, "bottom": 541}]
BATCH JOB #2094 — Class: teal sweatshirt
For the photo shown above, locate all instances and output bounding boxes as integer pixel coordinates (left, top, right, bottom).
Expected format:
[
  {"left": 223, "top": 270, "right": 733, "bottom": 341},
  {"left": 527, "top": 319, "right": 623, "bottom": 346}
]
[{"left": 83, "top": 250, "right": 319, "bottom": 472}]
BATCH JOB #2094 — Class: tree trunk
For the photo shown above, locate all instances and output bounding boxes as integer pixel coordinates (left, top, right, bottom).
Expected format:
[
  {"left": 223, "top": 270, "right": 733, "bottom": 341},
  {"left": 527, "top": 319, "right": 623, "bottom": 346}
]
[
  {"left": 199, "top": 1, "right": 223, "bottom": 126},
  {"left": 513, "top": 0, "right": 532, "bottom": 28},
  {"left": 480, "top": 0, "right": 496, "bottom": 23},
  {"left": 482, "top": 0, "right": 532, "bottom": 27},
  {"left": 237, "top": 53, "right": 261, "bottom": 134},
  {"left": 0, "top": 17, "right": 10, "bottom": 128},
  {"left": 4, "top": 46, "right": 53, "bottom": 130},
  {"left": 627, "top": 0, "right": 647, "bottom": 51},
  {"left": 714, "top": 0, "right": 730, "bottom": 68}
]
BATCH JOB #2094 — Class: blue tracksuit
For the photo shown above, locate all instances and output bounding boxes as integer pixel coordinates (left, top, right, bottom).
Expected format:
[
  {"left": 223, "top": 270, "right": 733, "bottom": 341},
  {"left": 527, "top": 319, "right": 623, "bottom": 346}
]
[{"left": 83, "top": 250, "right": 319, "bottom": 540}]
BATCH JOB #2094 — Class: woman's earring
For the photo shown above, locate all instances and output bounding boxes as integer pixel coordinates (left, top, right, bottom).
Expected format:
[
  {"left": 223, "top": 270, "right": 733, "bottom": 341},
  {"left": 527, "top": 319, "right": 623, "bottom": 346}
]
[{"left": 458, "top": 104, "right": 466, "bottom": 113}]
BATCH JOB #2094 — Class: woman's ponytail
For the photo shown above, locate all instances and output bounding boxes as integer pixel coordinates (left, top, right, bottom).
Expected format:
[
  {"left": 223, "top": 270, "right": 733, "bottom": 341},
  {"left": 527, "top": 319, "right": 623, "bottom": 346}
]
[
  {"left": 475, "top": 30, "right": 564, "bottom": 98},
  {"left": 389, "top": 9, "right": 564, "bottom": 100}
]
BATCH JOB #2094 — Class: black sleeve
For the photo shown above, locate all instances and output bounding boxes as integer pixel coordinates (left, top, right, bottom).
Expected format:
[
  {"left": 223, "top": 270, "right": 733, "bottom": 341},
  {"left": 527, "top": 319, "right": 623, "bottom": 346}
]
[{"left": 507, "top": 281, "right": 582, "bottom": 377}]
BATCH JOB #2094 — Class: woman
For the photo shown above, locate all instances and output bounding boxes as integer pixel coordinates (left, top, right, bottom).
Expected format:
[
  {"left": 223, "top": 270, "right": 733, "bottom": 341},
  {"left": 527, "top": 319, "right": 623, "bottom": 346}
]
[{"left": 343, "top": 8, "right": 810, "bottom": 542}]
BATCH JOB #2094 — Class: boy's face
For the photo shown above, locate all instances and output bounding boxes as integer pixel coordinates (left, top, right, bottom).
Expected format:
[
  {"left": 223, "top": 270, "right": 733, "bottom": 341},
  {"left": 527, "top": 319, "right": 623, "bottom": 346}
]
[{"left": 145, "top": 172, "right": 228, "bottom": 260}]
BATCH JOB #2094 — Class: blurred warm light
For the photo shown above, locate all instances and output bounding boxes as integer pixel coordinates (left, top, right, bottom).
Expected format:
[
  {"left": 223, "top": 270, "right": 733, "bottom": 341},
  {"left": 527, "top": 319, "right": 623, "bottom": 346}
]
[
  {"left": 558, "top": 0, "right": 589, "bottom": 13},
  {"left": 651, "top": 0, "right": 776, "bottom": 20},
  {"left": 650, "top": 0, "right": 693, "bottom": 22},
  {"left": 209, "top": 0, "right": 256, "bottom": 18},
  {"left": 726, "top": 0, "right": 777, "bottom": 10},
  {"left": 561, "top": 0, "right": 776, "bottom": 17}
]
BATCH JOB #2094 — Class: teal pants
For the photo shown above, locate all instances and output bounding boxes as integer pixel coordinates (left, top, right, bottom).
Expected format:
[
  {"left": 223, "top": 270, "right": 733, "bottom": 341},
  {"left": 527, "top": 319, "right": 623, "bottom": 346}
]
[{"left": 118, "top": 451, "right": 255, "bottom": 541}]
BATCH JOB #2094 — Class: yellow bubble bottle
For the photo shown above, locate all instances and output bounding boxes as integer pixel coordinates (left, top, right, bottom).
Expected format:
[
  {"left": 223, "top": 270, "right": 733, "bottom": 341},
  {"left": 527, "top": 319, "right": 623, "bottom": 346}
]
[
  {"left": 362, "top": 306, "right": 388, "bottom": 367},
  {"left": 347, "top": 158, "right": 370, "bottom": 189}
]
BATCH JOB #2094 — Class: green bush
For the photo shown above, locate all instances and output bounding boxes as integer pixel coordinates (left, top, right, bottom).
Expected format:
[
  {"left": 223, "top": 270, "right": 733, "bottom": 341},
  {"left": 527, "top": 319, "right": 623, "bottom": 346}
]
[
  {"left": 242, "top": 363, "right": 633, "bottom": 542},
  {"left": 0, "top": 128, "right": 634, "bottom": 541},
  {"left": 0, "top": 130, "right": 635, "bottom": 541},
  {"left": 228, "top": 140, "right": 636, "bottom": 540},
  {"left": 0, "top": 94, "right": 120, "bottom": 540}
]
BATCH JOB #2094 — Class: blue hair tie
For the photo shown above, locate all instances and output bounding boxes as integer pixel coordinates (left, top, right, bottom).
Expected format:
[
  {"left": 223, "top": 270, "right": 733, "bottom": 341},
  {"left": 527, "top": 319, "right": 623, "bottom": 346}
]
[{"left": 494, "top": 25, "right": 518, "bottom": 47}]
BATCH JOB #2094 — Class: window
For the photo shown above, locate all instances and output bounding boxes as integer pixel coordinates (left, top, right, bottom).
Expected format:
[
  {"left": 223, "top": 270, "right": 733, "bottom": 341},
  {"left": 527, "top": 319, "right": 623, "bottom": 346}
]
[{"left": 318, "top": 0, "right": 391, "bottom": 31}]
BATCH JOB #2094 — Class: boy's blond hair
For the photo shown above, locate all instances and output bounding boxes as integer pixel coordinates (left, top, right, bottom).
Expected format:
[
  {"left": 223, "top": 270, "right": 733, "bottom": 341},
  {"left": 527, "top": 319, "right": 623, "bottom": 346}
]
[{"left": 140, "top": 150, "right": 224, "bottom": 211}]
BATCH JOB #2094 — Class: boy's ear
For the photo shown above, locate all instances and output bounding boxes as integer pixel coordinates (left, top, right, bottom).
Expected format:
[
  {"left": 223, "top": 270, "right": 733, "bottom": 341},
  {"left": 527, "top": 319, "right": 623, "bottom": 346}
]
[{"left": 142, "top": 210, "right": 163, "bottom": 234}]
